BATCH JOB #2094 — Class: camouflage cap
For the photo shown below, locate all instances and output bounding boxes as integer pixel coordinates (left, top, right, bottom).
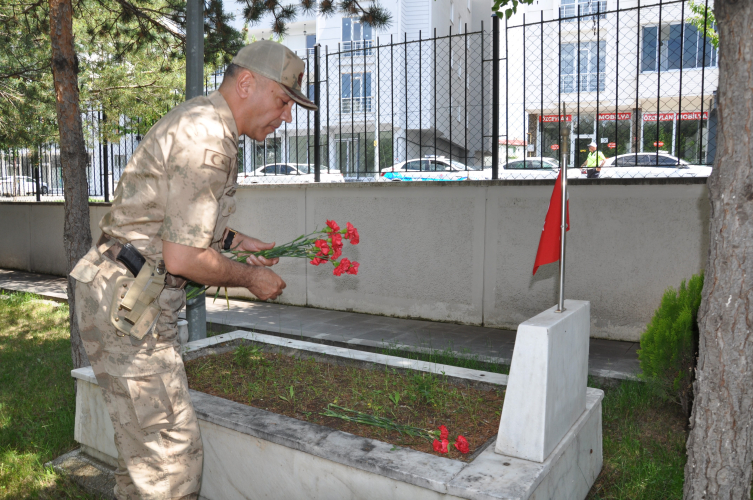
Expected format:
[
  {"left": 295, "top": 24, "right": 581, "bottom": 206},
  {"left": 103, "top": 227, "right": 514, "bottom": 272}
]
[{"left": 232, "top": 40, "right": 317, "bottom": 111}]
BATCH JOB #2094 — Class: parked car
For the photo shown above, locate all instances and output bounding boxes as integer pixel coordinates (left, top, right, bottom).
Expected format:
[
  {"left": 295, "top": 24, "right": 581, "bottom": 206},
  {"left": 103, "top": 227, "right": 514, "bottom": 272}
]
[
  {"left": 239, "top": 163, "right": 344, "bottom": 184},
  {"left": 596, "top": 152, "right": 711, "bottom": 178},
  {"left": 378, "top": 157, "right": 475, "bottom": 181},
  {"left": 486, "top": 157, "right": 581, "bottom": 180},
  {"left": 0, "top": 176, "right": 49, "bottom": 195}
]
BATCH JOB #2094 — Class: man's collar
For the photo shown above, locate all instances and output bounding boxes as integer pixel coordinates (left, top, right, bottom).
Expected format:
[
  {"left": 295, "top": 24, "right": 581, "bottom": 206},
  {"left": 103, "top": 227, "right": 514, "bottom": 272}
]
[{"left": 208, "top": 91, "right": 239, "bottom": 142}]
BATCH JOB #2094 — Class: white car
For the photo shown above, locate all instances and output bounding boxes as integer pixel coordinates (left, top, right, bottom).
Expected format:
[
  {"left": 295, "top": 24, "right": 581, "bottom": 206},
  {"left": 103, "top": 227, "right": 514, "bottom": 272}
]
[
  {"left": 491, "top": 157, "right": 582, "bottom": 180},
  {"left": 239, "top": 163, "right": 344, "bottom": 184},
  {"left": 378, "top": 157, "right": 476, "bottom": 181},
  {"left": 0, "top": 176, "right": 49, "bottom": 196},
  {"left": 596, "top": 153, "right": 712, "bottom": 179}
]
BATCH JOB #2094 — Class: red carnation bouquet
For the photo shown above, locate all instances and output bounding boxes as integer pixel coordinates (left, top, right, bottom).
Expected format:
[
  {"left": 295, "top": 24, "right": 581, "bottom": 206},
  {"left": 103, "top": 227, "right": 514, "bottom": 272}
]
[{"left": 186, "top": 220, "right": 360, "bottom": 300}]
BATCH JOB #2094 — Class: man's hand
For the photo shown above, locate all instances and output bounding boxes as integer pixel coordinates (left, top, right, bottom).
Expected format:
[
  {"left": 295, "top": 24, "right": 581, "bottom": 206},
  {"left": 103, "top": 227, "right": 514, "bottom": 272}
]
[
  {"left": 247, "top": 266, "right": 286, "bottom": 300},
  {"left": 232, "top": 234, "right": 279, "bottom": 266},
  {"left": 163, "top": 240, "right": 286, "bottom": 301}
]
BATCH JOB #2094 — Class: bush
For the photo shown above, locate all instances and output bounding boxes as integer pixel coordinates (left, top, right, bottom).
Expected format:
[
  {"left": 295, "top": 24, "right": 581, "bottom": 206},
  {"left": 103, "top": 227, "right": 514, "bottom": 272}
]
[{"left": 638, "top": 273, "right": 704, "bottom": 416}]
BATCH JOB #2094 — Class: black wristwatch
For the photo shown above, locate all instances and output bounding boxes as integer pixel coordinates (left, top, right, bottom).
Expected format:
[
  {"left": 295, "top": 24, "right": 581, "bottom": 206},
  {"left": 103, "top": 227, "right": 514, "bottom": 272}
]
[{"left": 222, "top": 229, "right": 237, "bottom": 251}]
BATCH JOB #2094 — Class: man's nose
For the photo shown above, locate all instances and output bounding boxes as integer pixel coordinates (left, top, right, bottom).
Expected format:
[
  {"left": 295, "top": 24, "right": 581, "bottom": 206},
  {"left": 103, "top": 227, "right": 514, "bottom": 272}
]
[{"left": 281, "top": 103, "right": 293, "bottom": 123}]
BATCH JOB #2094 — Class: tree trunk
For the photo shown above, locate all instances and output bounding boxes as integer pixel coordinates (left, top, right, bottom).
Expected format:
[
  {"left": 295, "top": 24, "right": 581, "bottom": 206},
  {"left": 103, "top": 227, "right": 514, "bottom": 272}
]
[
  {"left": 683, "top": 1, "right": 753, "bottom": 498},
  {"left": 49, "top": 0, "right": 91, "bottom": 369}
]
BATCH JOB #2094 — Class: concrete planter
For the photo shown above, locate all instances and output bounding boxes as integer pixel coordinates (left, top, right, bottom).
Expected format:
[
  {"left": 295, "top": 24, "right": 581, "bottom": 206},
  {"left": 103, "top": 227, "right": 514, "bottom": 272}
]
[{"left": 72, "top": 330, "right": 603, "bottom": 500}]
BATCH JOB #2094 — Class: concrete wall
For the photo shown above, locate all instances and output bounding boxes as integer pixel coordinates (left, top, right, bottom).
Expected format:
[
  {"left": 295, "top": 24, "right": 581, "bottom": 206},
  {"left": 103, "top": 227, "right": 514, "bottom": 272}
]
[{"left": 0, "top": 178, "right": 709, "bottom": 341}]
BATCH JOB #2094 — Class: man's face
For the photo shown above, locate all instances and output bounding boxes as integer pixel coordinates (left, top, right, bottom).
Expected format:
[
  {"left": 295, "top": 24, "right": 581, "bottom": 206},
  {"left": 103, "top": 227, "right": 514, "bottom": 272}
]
[
  {"left": 588, "top": 145, "right": 596, "bottom": 152},
  {"left": 238, "top": 75, "right": 295, "bottom": 141}
]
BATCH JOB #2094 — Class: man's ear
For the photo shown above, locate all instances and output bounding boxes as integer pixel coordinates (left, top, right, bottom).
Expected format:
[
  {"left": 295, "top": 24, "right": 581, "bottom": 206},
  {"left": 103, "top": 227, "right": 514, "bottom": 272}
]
[{"left": 236, "top": 70, "right": 255, "bottom": 99}]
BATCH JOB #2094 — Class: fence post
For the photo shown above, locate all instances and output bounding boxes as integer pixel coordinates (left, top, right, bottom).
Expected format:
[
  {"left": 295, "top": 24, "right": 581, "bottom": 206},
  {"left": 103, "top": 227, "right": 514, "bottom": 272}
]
[
  {"left": 492, "top": 14, "right": 500, "bottom": 179},
  {"left": 103, "top": 112, "right": 109, "bottom": 203},
  {"left": 314, "top": 44, "right": 321, "bottom": 183},
  {"left": 34, "top": 166, "right": 41, "bottom": 202}
]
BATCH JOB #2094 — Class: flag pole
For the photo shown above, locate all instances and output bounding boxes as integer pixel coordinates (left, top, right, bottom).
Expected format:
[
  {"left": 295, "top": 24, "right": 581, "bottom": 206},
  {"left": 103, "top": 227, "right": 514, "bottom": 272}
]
[{"left": 557, "top": 103, "right": 569, "bottom": 313}]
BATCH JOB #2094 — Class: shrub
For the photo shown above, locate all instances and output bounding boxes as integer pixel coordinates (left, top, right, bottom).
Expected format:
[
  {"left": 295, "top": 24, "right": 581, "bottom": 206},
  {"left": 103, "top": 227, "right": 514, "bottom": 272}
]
[{"left": 637, "top": 273, "right": 704, "bottom": 416}]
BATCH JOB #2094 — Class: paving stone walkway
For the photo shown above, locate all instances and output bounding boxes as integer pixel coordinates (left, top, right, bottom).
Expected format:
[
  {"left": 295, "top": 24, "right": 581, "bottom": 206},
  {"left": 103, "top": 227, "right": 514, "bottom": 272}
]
[{"left": 0, "top": 268, "right": 640, "bottom": 380}]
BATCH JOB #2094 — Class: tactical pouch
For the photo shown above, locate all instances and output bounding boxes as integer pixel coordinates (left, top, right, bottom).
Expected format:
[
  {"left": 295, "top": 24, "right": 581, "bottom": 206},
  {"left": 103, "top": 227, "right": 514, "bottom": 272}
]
[{"left": 110, "top": 261, "right": 166, "bottom": 340}]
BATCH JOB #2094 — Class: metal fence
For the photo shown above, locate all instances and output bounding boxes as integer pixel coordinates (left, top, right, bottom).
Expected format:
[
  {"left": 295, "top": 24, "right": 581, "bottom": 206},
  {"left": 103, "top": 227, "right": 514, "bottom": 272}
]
[
  {"left": 0, "top": 0, "right": 718, "bottom": 201},
  {"left": 501, "top": 0, "right": 718, "bottom": 180}
]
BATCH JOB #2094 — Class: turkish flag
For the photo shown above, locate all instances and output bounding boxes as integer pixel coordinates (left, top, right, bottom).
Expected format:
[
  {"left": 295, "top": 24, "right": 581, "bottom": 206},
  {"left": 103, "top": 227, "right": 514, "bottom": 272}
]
[{"left": 532, "top": 170, "right": 570, "bottom": 275}]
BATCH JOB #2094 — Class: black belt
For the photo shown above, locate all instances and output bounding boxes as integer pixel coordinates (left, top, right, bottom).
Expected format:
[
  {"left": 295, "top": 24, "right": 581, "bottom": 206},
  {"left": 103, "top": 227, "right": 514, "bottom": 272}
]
[{"left": 97, "top": 233, "right": 188, "bottom": 289}]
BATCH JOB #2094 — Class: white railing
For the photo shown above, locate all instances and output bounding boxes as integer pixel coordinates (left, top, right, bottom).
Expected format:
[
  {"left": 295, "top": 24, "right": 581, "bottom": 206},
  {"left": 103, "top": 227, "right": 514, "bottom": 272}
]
[
  {"left": 342, "top": 40, "right": 374, "bottom": 56},
  {"left": 560, "top": 72, "right": 606, "bottom": 93},
  {"left": 340, "top": 97, "right": 373, "bottom": 114},
  {"left": 560, "top": 1, "right": 606, "bottom": 20}
]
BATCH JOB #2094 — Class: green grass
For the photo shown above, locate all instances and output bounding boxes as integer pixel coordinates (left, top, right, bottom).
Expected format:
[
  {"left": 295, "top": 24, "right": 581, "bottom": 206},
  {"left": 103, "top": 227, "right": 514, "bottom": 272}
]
[{"left": 0, "top": 291, "right": 97, "bottom": 499}]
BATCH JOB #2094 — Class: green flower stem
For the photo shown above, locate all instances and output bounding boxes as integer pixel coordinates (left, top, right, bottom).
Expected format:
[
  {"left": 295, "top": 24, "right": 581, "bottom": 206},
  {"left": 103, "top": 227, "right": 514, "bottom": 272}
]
[
  {"left": 320, "top": 404, "right": 439, "bottom": 442},
  {"left": 185, "top": 229, "right": 332, "bottom": 301}
]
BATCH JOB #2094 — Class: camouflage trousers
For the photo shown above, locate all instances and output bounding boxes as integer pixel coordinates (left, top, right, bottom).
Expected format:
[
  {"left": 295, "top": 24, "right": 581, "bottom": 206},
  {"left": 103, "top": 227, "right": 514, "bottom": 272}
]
[{"left": 72, "top": 239, "right": 203, "bottom": 500}]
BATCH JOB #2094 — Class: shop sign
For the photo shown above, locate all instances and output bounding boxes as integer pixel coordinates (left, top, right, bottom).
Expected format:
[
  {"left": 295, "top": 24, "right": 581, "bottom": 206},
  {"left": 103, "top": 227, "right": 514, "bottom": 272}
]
[
  {"left": 643, "top": 112, "right": 709, "bottom": 121},
  {"left": 551, "top": 144, "right": 560, "bottom": 150},
  {"left": 598, "top": 113, "right": 631, "bottom": 121},
  {"left": 643, "top": 113, "right": 676, "bottom": 122},
  {"left": 679, "top": 111, "right": 709, "bottom": 120},
  {"left": 607, "top": 142, "right": 616, "bottom": 149},
  {"left": 539, "top": 115, "right": 572, "bottom": 123}
]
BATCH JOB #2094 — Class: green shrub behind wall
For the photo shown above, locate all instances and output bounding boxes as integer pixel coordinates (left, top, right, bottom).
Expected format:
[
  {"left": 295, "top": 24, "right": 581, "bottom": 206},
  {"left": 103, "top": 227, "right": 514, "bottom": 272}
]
[{"left": 638, "top": 273, "right": 704, "bottom": 416}]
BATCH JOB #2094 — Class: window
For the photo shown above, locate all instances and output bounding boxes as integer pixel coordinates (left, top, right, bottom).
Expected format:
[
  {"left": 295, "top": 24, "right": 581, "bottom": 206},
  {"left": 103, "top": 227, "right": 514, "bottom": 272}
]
[
  {"left": 560, "top": 0, "right": 606, "bottom": 20},
  {"left": 341, "top": 72, "right": 372, "bottom": 113},
  {"left": 642, "top": 23, "right": 717, "bottom": 72},
  {"left": 342, "top": 18, "right": 373, "bottom": 56},
  {"left": 308, "top": 83, "right": 315, "bottom": 100},
  {"left": 403, "top": 160, "right": 423, "bottom": 171},
  {"left": 306, "top": 34, "right": 316, "bottom": 57},
  {"left": 561, "top": 41, "right": 606, "bottom": 93},
  {"left": 616, "top": 154, "right": 650, "bottom": 167}
]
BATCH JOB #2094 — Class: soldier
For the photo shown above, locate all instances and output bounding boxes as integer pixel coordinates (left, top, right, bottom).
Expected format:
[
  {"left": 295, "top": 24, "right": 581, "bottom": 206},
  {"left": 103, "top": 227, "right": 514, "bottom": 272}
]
[{"left": 69, "top": 41, "right": 316, "bottom": 500}]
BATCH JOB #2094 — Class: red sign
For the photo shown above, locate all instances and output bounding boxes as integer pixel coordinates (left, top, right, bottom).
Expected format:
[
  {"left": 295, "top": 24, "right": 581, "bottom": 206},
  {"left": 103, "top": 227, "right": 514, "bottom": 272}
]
[
  {"left": 679, "top": 111, "right": 708, "bottom": 120},
  {"left": 653, "top": 141, "right": 665, "bottom": 147},
  {"left": 607, "top": 142, "right": 616, "bottom": 149},
  {"left": 643, "top": 113, "right": 676, "bottom": 122},
  {"left": 539, "top": 115, "right": 572, "bottom": 123},
  {"left": 598, "top": 113, "right": 631, "bottom": 121},
  {"left": 643, "top": 111, "right": 709, "bottom": 121},
  {"left": 551, "top": 144, "right": 560, "bottom": 150}
]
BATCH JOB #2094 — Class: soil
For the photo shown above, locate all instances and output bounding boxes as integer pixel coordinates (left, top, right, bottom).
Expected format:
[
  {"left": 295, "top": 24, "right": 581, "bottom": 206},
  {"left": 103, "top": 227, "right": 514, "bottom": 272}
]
[{"left": 185, "top": 345, "right": 505, "bottom": 461}]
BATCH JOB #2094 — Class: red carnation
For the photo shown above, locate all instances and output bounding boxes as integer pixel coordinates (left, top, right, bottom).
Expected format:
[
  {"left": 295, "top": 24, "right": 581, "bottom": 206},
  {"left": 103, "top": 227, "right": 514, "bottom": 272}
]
[
  {"left": 454, "top": 435, "right": 470, "bottom": 454},
  {"left": 432, "top": 439, "right": 449, "bottom": 454},
  {"left": 310, "top": 258, "right": 326, "bottom": 266},
  {"left": 438, "top": 425, "right": 449, "bottom": 441},
  {"left": 314, "top": 239, "right": 330, "bottom": 256},
  {"left": 346, "top": 261, "right": 359, "bottom": 275},
  {"left": 326, "top": 219, "right": 340, "bottom": 232},
  {"left": 331, "top": 246, "right": 342, "bottom": 260},
  {"left": 345, "top": 222, "right": 360, "bottom": 245},
  {"left": 333, "top": 258, "right": 351, "bottom": 276},
  {"left": 330, "top": 232, "right": 343, "bottom": 249}
]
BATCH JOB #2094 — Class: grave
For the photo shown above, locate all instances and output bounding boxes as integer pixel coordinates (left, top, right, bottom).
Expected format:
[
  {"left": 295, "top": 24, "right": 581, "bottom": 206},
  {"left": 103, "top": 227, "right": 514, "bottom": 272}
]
[{"left": 69, "top": 300, "right": 601, "bottom": 499}]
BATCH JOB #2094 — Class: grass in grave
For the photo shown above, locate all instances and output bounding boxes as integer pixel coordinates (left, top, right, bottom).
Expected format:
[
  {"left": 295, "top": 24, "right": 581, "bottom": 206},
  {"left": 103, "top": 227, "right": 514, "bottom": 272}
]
[
  {"left": 185, "top": 345, "right": 503, "bottom": 460},
  {"left": 0, "top": 291, "right": 99, "bottom": 499}
]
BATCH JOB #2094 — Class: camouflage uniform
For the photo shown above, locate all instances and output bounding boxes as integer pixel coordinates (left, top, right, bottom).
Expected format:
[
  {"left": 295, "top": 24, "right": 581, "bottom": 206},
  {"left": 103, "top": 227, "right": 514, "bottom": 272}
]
[{"left": 71, "top": 90, "right": 238, "bottom": 500}]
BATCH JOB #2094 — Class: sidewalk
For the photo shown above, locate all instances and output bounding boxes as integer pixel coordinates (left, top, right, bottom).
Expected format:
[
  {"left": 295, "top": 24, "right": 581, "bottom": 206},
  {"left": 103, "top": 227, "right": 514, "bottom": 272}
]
[{"left": 0, "top": 268, "right": 639, "bottom": 380}]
